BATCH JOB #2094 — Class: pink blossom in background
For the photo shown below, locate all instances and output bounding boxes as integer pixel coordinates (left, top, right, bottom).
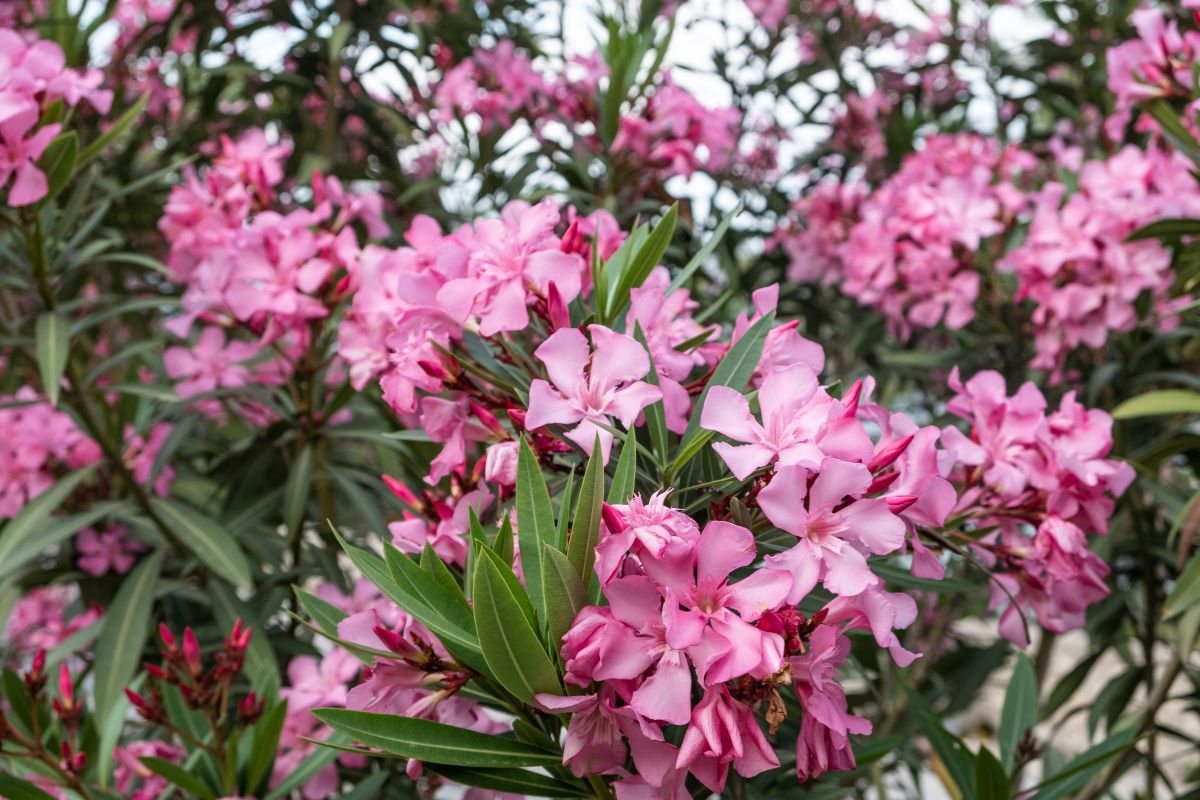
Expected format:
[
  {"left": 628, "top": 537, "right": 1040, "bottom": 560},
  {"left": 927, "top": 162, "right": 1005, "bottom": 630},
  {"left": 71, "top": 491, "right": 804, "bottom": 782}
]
[
  {"left": 999, "top": 145, "right": 1200, "bottom": 380},
  {"left": 0, "top": 388, "right": 101, "bottom": 518},
  {"left": 0, "top": 31, "right": 112, "bottom": 206},
  {"left": 3, "top": 585, "right": 102, "bottom": 661},
  {"left": 76, "top": 524, "right": 145, "bottom": 576}
]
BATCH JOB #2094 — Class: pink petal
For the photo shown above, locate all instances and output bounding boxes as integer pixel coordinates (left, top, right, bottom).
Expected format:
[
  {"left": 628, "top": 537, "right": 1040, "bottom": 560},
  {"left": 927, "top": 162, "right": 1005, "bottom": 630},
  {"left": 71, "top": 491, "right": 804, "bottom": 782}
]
[
  {"left": 533, "top": 327, "right": 590, "bottom": 395},
  {"left": 839, "top": 498, "right": 906, "bottom": 555},
  {"left": 711, "top": 442, "right": 774, "bottom": 481},
  {"left": 631, "top": 650, "right": 693, "bottom": 725},
  {"left": 587, "top": 325, "right": 650, "bottom": 394},
  {"left": 607, "top": 381, "right": 662, "bottom": 428},
  {"left": 525, "top": 380, "right": 582, "bottom": 430},
  {"left": 756, "top": 466, "right": 811, "bottom": 535},
  {"left": 727, "top": 569, "right": 792, "bottom": 621},
  {"left": 699, "top": 386, "right": 763, "bottom": 443},
  {"left": 696, "top": 521, "right": 755, "bottom": 584},
  {"left": 808, "top": 458, "right": 872, "bottom": 512}
]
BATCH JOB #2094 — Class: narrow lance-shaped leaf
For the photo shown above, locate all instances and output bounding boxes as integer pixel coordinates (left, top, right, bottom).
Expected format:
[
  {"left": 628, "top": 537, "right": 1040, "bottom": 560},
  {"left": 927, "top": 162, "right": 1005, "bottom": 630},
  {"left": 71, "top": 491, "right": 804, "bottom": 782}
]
[
  {"left": 283, "top": 443, "right": 313, "bottom": 535},
  {"left": 36, "top": 312, "right": 70, "bottom": 407},
  {"left": 149, "top": 498, "right": 254, "bottom": 590},
  {"left": 516, "top": 438, "right": 554, "bottom": 624},
  {"left": 93, "top": 550, "right": 164, "bottom": 725},
  {"left": 312, "top": 709, "right": 563, "bottom": 767},
  {"left": 541, "top": 545, "right": 588, "bottom": 651},
  {"left": 567, "top": 439, "right": 605, "bottom": 582},
  {"left": 999, "top": 652, "right": 1038, "bottom": 771},
  {"left": 430, "top": 765, "right": 590, "bottom": 798},
  {"left": 608, "top": 436, "right": 638, "bottom": 504},
  {"left": 0, "top": 466, "right": 96, "bottom": 575},
  {"left": 472, "top": 548, "right": 561, "bottom": 702}
]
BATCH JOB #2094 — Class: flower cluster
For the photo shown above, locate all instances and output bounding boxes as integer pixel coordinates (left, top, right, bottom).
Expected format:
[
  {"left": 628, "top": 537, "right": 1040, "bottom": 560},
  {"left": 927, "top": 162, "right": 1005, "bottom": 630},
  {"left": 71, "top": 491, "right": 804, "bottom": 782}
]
[
  {"left": 540, "top": 501, "right": 897, "bottom": 790},
  {"left": 837, "top": 134, "right": 1029, "bottom": 337},
  {"left": 999, "top": 145, "right": 1200, "bottom": 379},
  {"left": 0, "top": 31, "right": 111, "bottom": 206},
  {"left": 942, "top": 368, "right": 1134, "bottom": 645},
  {"left": 2, "top": 585, "right": 102, "bottom": 663},
  {"left": 0, "top": 387, "right": 101, "bottom": 518},
  {"left": 1105, "top": 7, "right": 1200, "bottom": 139}
]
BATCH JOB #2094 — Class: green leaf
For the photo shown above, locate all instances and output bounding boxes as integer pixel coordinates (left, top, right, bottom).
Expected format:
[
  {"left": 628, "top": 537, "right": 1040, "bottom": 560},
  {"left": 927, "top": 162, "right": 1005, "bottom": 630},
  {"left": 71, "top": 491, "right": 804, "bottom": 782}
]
[
  {"left": 149, "top": 498, "right": 254, "bottom": 589},
  {"left": 1112, "top": 389, "right": 1200, "bottom": 419},
  {"left": 1128, "top": 217, "right": 1200, "bottom": 241},
  {"left": 79, "top": 93, "right": 149, "bottom": 166},
  {"left": 35, "top": 313, "right": 70, "bottom": 406},
  {"left": 516, "top": 438, "right": 554, "bottom": 624},
  {"left": 0, "top": 502, "right": 116, "bottom": 582},
  {"left": 311, "top": 709, "right": 563, "bottom": 767},
  {"left": 37, "top": 131, "right": 78, "bottom": 202},
  {"left": 910, "top": 690, "right": 976, "bottom": 800},
  {"left": 1028, "top": 727, "right": 1138, "bottom": 799},
  {"left": 634, "top": 324, "right": 670, "bottom": 468},
  {"left": 608, "top": 437, "right": 638, "bottom": 503},
  {"left": 668, "top": 203, "right": 741, "bottom": 292},
  {"left": 1042, "top": 653, "right": 1100, "bottom": 721},
  {"left": 999, "top": 653, "right": 1038, "bottom": 770},
  {"left": 296, "top": 589, "right": 348, "bottom": 637},
  {"left": 385, "top": 543, "right": 475, "bottom": 636},
  {"left": 1165, "top": 553, "right": 1200, "bottom": 617},
  {"left": 0, "top": 773, "right": 57, "bottom": 800},
  {"left": 541, "top": 545, "right": 588, "bottom": 650},
  {"left": 334, "top": 530, "right": 484, "bottom": 672},
  {"left": 140, "top": 756, "right": 216, "bottom": 799},
  {"left": 246, "top": 701, "right": 289, "bottom": 795},
  {"left": 472, "top": 549, "right": 561, "bottom": 702},
  {"left": 605, "top": 204, "right": 678, "bottom": 321},
  {"left": 568, "top": 441, "right": 605, "bottom": 582},
  {"left": 1087, "top": 670, "right": 1139, "bottom": 737},
  {"left": 430, "top": 765, "right": 589, "bottom": 798},
  {"left": 1145, "top": 99, "right": 1200, "bottom": 169},
  {"left": 670, "top": 311, "right": 774, "bottom": 479},
  {"left": 283, "top": 444, "right": 313, "bottom": 534},
  {"left": 92, "top": 551, "right": 163, "bottom": 725},
  {"left": 973, "top": 748, "right": 1010, "bottom": 800},
  {"left": 0, "top": 466, "right": 95, "bottom": 573}
]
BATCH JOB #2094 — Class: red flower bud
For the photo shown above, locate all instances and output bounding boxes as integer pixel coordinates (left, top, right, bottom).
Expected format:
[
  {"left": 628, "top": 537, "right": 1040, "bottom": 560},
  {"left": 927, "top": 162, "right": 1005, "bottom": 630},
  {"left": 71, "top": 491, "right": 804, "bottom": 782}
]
[
  {"left": 885, "top": 494, "right": 919, "bottom": 514},
  {"left": 869, "top": 434, "right": 914, "bottom": 472}
]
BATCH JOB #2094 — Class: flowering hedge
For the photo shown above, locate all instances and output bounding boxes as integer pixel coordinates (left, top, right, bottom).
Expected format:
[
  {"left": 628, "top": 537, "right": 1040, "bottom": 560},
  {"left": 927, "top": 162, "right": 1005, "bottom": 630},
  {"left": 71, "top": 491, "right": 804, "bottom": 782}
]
[{"left": 1, "top": 2, "right": 1199, "bottom": 799}]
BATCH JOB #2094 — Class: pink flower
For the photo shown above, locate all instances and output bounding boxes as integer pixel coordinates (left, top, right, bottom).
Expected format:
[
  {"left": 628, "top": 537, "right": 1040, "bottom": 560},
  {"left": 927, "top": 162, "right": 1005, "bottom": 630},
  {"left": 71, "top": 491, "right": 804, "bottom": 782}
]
[
  {"left": 124, "top": 423, "right": 175, "bottom": 497},
  {"left": 595, "top": 491, "right": 700, "bottom": 586},
  {"left": 676, "top": 686, "right": 779, "bottom": 792},
  {"left": 525, "top": 325, "right": 662, "bottom": 462},
  {"left": 437, "top": 199, "right": 585, "bottom": 336},
  {"left": 164, "top": 326, "right": 259, "bottom": 397},
  {"left": 0, "top": 110, "right": 61, "bottom": 206},
  {"left": 651, "top": 521, "right": 791, "bottom": 686},
  {"left": 76, "top": 524, "right": 144, "bottom": 576},
  {"left": 759, "top": 460, "right": 907, "bottom": 600}
]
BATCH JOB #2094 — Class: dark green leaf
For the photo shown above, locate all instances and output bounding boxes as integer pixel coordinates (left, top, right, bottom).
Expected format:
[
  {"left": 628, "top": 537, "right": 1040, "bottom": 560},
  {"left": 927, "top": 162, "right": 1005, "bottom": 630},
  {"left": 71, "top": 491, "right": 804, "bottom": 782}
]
[
  {"left": 568, "top": 442, "right": 605, "bottom": 582},
  {"left": 472, "top": 549, "right": 561, "bottom": 702},
  {"left": 516, "top": 438, "right": 554, "bottom": 623},
  {"left": 312, "top": 709, "right": 563, "bottom": 767},
  {"left": 140, "top": 757, "right": 215, "bottom": 799},
  {"left": 93, "top": 551, "right": 163, "bottom": 726},
  {"left": 541, "top": 545, "right": 588, "bottom": 651},
  {"left": 999, "top": 653, "right": 1038, "bottom": 770},
  {"left": 0, "top": 773, "right": 57, "bottom": 800},
  {"left": 283, "top": 444, "right": 313, "bottom": 534},
  {"left": 974, "top": 748, "right": 1010, "bottom": 800},
  {"left": 247, "top": 701, "right": 289, "bottom": 794},
  {"left": 35, "top": 313, "right": 70, "bottom": 406},
  {"left": 430, "top": 765, "right": 589, "bottom": 798},
  {"left": 608, "top": 438, "right": 637, "bottom": 503},
  {"left": 149, "top": 498, "right": 254, "bottom": 589}
]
